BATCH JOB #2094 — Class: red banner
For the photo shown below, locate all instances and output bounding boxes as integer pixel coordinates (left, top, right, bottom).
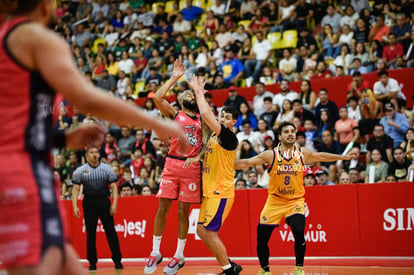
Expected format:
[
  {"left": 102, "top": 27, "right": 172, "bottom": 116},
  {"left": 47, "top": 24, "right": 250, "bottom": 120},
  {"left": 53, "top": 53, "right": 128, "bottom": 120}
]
[
  {"left": 358, "top": 182, "right": 414, "bottom": 256},
  {"left": 63, "top": 183, "right": 414, "bottom": 258}
]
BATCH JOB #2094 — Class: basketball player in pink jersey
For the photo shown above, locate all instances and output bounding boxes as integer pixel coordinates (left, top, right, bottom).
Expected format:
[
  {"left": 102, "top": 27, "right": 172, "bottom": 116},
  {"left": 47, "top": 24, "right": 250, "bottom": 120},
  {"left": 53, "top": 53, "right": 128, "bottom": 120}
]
[{"left": 145, "top": 59, "right": 205, "bottom": 274}]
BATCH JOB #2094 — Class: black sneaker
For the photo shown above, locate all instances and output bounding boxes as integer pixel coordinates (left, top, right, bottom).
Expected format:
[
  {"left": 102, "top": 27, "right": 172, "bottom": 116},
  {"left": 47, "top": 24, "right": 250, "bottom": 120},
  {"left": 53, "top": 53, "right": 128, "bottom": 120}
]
[
  {"left": 115, "top": 262, "right": 123, "bottom": 269},
  {"left": 88, "top": 264, "right": 97, "bottom": 271},
  {"left": 230, "top": 260, "right": 242, "bottom": 274}
]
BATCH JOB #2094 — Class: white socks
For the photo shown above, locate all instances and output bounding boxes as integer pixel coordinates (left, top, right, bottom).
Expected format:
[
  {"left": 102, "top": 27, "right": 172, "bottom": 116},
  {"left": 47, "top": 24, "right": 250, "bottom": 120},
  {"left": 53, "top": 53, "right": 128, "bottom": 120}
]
[
  {"left": 222, "top": 263, "right": 232, "bottom": 270},
  {"left": 173, "top": 238, "right": 187, "bottom": 259},
  {"left": 151, "top": 235, "right": 162, "bottom": 256}
]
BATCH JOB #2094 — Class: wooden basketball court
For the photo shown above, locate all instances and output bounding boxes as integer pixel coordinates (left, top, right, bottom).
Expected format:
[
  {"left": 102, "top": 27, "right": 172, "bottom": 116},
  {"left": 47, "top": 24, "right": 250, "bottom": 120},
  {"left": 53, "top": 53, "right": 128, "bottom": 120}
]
[{"left": 82, "top": 257, "right": 414, "bottom": 275}]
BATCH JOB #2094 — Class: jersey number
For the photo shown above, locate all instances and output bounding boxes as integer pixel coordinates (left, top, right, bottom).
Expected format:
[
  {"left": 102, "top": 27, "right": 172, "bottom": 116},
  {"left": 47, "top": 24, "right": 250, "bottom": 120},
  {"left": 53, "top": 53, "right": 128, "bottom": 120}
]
[{"left": 284, "top": 176, "right": 291, "bottom": 186}]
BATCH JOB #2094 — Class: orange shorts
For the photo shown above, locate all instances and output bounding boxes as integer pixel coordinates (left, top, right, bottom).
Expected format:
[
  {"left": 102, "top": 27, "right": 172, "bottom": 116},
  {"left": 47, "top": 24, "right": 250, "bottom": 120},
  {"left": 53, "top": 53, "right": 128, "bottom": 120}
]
[
  {"left": 157, "top": 157, "right": 202, "bottom": 203},
  {"left": 259, "top": 195, "right": 306, "bottom": 226}
]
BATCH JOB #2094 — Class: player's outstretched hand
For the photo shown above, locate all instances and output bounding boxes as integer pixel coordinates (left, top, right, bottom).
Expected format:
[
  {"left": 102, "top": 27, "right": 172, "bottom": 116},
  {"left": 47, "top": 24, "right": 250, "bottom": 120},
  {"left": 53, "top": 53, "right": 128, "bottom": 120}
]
[
  {"left": 66, "top": 123, "right": 106, "bottom": 150},
  {"left": 172, "top": 58, "right": 185, "bottom": 79},
  {"left": 187, "top": 74, "right": 207, "bottom": 96},
  {"left": 343, "top": 151, "right": 358, "bottom": 160}
]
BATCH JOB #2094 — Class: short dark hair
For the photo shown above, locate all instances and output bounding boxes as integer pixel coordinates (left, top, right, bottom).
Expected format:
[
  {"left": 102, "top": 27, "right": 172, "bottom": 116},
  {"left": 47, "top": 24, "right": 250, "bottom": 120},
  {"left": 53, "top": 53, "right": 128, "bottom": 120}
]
[
  {"left": 296, "top": 131, "right": 306, "bottom": 138},
  {"left": 241, "top": 119, "right": 251, "bottom": 126},
  {"left": 120, "top": 183, "right": 132, "bottom": 190},
  {"left": 374, "top": 123, "right": 384, "bottom": 130},
  {"left": 377, "top": 70, "right": 388, "bottom": 77},
  {"left": 319, "top": 88, "right": 328, "bottom": 94},
  {"left": 263, "top": 96, "right": 273, "bottom": 103},
  {"left": 277, "top": 121, "right": 296, "bottom": 136},
  {"left": 221, "top": 106, "right": 239, "bottom": 120},
  {"left": 292, "top": 99, "right": 302, "bottom": 105}
]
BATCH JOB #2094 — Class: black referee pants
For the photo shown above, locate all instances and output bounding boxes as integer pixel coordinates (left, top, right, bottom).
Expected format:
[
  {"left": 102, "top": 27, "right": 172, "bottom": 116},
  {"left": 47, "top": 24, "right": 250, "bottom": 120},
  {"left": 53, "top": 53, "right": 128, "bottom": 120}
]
[{"left": 83, "top": 197, "right": 122, "bottom": 265}]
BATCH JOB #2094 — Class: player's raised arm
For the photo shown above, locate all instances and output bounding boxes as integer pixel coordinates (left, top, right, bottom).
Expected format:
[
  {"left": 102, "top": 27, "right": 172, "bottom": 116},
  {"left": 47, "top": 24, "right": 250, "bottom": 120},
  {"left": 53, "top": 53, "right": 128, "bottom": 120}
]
[
  {"left": 235, "top": 150, "right": 274, "bottom": 170},
  {"left": 19, "top": 24, "right": 185, "bottom": 144},
  {"left": 153, "top": 59, "right": 185, "bottom": 118},
  {"left": 301, "top": 147, "right": 357, "bottom": 164},
  {"left": 187, "top": 75, "right": 222, "bottom": 134}
]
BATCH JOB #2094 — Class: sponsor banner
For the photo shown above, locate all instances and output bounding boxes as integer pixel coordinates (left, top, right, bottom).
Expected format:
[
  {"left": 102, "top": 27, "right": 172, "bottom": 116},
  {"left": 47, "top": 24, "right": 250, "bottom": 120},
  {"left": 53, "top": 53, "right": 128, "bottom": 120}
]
[
  {"left": 247, "top": 185, "right": 360, "bottom": 256},
  {"left": 63, "top": 183, "right": 414, "bottom": 258},
  {"left": 358, "top": 182, "right": 414, "bottom": 256},
  {"left": 64, "top": 191, "right": 251, "bottom": 258}
]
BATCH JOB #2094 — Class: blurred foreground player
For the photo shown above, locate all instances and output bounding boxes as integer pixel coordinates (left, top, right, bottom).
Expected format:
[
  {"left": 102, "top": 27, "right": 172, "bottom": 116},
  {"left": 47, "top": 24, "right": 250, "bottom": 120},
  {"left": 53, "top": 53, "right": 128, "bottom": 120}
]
[{"left": 0, "top": 1, "right": 185, "bottom": 274}]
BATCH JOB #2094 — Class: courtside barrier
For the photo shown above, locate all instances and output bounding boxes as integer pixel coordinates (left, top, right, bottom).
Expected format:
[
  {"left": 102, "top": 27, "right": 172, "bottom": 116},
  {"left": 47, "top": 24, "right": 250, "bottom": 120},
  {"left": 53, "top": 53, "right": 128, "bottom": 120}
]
[{"left": 63, "top": 182, "right": 414, "bottom": 258}]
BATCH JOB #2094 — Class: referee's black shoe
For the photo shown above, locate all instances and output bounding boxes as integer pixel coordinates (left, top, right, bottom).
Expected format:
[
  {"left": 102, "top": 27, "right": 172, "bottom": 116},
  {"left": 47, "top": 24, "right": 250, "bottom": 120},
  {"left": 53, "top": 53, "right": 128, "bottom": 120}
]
[
  {"left": 115, "top": 262, "right": 124, "bottom": 269},
  {"left": 88, "top": 263, "right": 97, "bottom": 271}
]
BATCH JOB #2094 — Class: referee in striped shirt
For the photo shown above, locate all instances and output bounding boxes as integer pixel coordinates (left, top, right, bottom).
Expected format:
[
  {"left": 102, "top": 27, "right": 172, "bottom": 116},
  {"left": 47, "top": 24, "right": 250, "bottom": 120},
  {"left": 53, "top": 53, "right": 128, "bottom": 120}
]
[{"left": 72, "top": 146, "right": 123, "bottom": 271}]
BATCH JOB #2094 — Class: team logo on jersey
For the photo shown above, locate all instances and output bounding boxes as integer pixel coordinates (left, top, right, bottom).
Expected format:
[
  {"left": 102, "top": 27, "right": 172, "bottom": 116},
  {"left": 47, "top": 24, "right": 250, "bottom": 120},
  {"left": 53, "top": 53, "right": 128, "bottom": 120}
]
[
  {"left": 178, "top": 115, "right": 185, "bottom": 122},
  {"left": 262, "top": 216, "right": 268, "bottom": 223},
  {"left": 84, "top": 170, "right": 90, "bottom": 174},
  {"left": 213, "top": 190, "right": 221, "bottom": 195}
]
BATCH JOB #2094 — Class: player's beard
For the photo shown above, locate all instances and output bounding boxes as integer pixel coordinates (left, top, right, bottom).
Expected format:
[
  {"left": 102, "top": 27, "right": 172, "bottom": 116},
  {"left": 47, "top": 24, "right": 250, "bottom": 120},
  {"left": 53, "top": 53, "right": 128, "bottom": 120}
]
[{"left": 182, "top": 99, "right": 197, "bottom": 111}]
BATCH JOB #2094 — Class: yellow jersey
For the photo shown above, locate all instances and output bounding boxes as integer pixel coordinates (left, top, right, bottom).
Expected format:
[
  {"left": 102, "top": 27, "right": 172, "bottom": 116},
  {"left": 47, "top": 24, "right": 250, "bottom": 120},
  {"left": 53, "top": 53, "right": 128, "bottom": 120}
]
[
  {"left": 267, "top": 144, "right": 305, "bottom": 200},
  {"left": 202, "top": 125, "right": 238, "bottom": 198}
]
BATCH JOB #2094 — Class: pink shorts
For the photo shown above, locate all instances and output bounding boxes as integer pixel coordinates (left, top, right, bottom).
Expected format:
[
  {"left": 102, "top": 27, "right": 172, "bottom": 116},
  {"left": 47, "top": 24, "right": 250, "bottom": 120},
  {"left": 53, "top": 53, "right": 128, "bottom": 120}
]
[{"left": 157, "top": 157, "right": 201, "bottom": 203}]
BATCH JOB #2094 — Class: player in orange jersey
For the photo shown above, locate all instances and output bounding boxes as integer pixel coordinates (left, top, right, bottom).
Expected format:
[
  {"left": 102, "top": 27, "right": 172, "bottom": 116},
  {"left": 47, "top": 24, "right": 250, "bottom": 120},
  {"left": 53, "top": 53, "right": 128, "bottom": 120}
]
[{"left": 235, "top": 122, "right": 356, "bottom": 275}]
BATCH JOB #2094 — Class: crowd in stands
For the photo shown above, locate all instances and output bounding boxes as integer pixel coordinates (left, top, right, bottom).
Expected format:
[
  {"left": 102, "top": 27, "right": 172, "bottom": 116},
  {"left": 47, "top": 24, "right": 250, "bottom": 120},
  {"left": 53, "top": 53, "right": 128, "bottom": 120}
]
[{"left": 49, "top": 0, "right": 414, "bottom": 199}]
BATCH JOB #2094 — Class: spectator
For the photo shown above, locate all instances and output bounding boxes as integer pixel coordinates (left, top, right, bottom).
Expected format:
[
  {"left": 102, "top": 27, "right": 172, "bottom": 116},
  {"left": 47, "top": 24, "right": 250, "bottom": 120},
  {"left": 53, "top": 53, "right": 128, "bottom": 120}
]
[
  {"left": 380, "top": 102, "right": 410, "bottom": 147},
  {"left": 76, "top": 0, "right": 93, "bottom": 20},
  {"left": 74, "top": 24, "right": 92, "bottom": 48},
  {"left": 249, "top": 8, "right": 269, "bottom": 35},
  {"left": 123, "top": 6, "right": 138, "bottom": 31},
  {"left": 321, "top": 24, "right": 339, "bottom": 58},
  {"left": 303, "top": 120, "right": 317, "bottom": 151},
  {"left": 235, "top": 102, "right": 258, "bottom": 131},
  {"left": 299, "top": 80, "right": 317, "bottom": 110},
  {"left": 315, "top": 88, "right": 339, "bottom": 124},
  {"left": 274, "top": 99, "right": 294, "bottom": 129},
  {"left": 388, "top": 147, "right": 411, "bottom": 181},
  {"left": 342, "top": 146, "right": 366, "bottom": 173},
  {"left": 134, "top": 128, "right": 156, "bottom": 159},
  {"left": 256, "top": 119, "right": 275, "bottom": 152},
  {"left": 316, "top": 109, "right": 334, "bottom": 139},
  {"left": 296, "top": 28, "right": 318, "bottom": 53},
  {"left": 304, "top": 172, "right": 317, "bottom": 186},
  {"left": 118, "top": 126, "right": 136, "bottom": 165},
  {"left": 140, "top": 185, "right": 153, "bottom": 196},
  {"left": 338, "top": 171, "right": 351, "bottom": 184},
  {"left": 260, "top": 96, "right": 279, "bottom": 129},
  {"left": 247, "top": 170, "right": 261, "bottom": 189},
  {"left": 392, "top": 13, "right": 412, "bottom": 47},
  {"left": 236, "top": 121, "right": 261, "bottom": 152},
  {"left": 369, "top": 41, "right": 384, "bottom": 68},
  {"left": 404, "top": 30, "right": 414, "bottom": 67},
  {"left": 340, "top": 5, "right": 359, "bottom": 29},
  {"left": 313, "top": 61, "right": 333, "bottom": 79},
  {"left": 235, "top": 178, "right": 247, "bottom": 190},
  {"left": 239, "top": 139, "right": 258, "bottom": 159},
  {"left": 253, "top": 82, "right": 274, "bottom": 117},
  {"left": 138, "top": 5, "right": 155, "bottom": 29},
  {"left": 224, "top": 86, "right": 248, "bottom": 111},
  {"left": 347, "top": 96, "right": 362, "bottom": 121},
  {"left": 293, "top": 99, "right": 316, "bottom": 125},
  {"left": 382, "top": 33, "right": 404, "bottom": 67},
  {"left": 335, "top": 107, "right": 360, "bottom": 148},
  {"left": 317, "top": 130, "right": 342, "bottom": 181},
  {"left": 278, "top": 49, "right": 298, "bottom": 82},
  {"left": 368, "top": 14, "right": 390, "bottom": 43},
  {"left": 180, "top": 0, "right": 204, "bottom": 22},
  {"left": 208, "top": 40, "right": 224, "bottom": 67},
  {"left": 221, "top": 46, "right": 244, "bottom": 84},
  {"left": 273, "top": 79, "right": 298, "bottom": 111},
  {"left": 215, "top": 24, "right": 234, "bottom": 49},
  {"left": 92, "top": 0, "right": 109, "bottom": 22},
  {"left": 172, "top": 12, "right": 191, "bottom": 36},
  {"left": 332, "top": 44, "right": 353, "bottom": 75},
  {"left": 316, "top": 170, "right": 335, "bottom": 185},
  {"left": 120, "top": 183, "right": 133, "bottom": 197},
  {"left": 244, "top": 31, "right": 272, "bottom": 84},
  {"left": 385, "top": 174, "right": 398, "bottom": 182},
  {"left": 204, "top": 10, "right": 219, "bottom": 39},
  {"left": 353, "top": 19, "right": 370, "bottom": 45},
  {"left": 347, "top": 71, "right": 371, "bottom": 99},
  {"left": 116, "top": 71, "right": 129, "bottom": 97},
  {"left": 366, "top": 124, "right": 394, "bottom": 164},
  {"left": 259, "top": 66, "right": 277, "bottom": 85},
  {"left": 349, "top": 168, "right": 362, "bottom": 183},
  {"left": 365, "top": 148, "right": 389, "bottom": 183},
  {"left": 400, "top": 128, "right": 414, "bottom": 155},
  {"left": 212, "top": 74, "right": 230, "bottom": 90},
  {"left": 321, "top": 5, "right": 342, "bottom": 33},
  {"left": 255, "top": 164, "right": 270, "bottom": 188}
]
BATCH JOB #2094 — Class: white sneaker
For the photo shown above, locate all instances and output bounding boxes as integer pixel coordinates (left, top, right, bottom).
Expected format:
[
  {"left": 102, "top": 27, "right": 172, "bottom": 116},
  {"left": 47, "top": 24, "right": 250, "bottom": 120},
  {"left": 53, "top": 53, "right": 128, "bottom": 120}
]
[
  {"left": 144, "top": 254, "right": 162, "bottom": 274},
  {"left": 163, "top": 257, "right": 185, "bottom": 274},
  {"left": 246, "top": 77, "right": 253, "bottom": 87}
]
